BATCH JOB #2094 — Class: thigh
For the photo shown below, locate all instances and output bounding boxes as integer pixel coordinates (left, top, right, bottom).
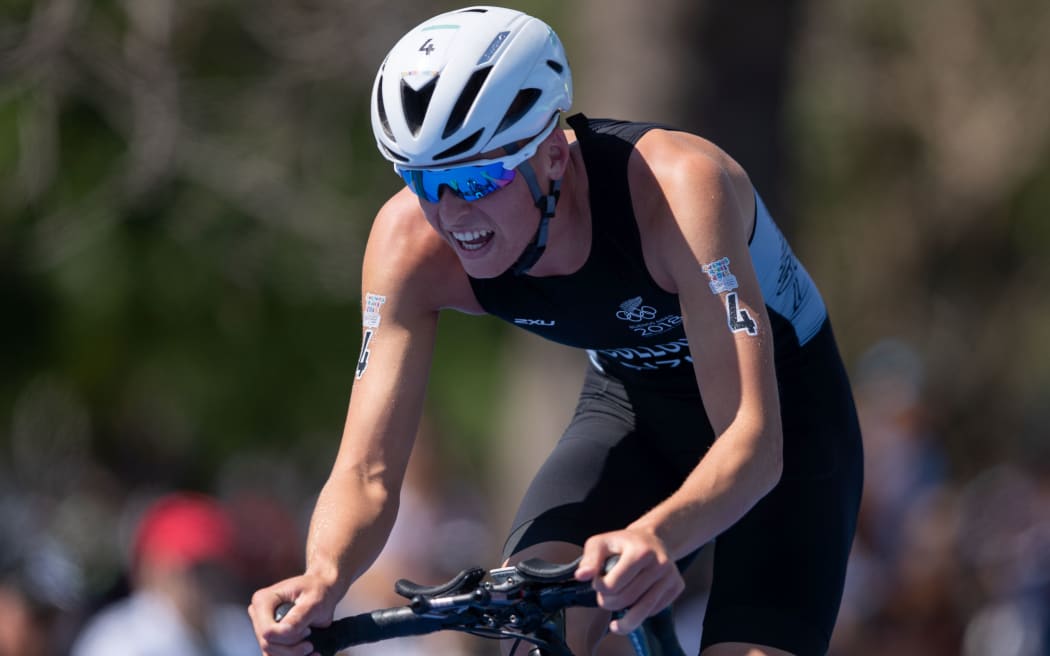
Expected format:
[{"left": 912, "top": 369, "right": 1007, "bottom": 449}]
[
  {"left": 700, "top": 467, "right": 861, "bottom": 655},
  {"left": 503, "top": 367, "right": 685, "bottom": 559}
]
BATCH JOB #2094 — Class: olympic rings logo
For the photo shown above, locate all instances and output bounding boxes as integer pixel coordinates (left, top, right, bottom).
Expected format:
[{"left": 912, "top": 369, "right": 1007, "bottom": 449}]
[{"left": 616, "top": 304, "right": 658, "bottom": 322}]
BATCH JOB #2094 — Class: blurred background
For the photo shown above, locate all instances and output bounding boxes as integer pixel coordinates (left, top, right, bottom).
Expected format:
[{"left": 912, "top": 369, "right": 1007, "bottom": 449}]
[{"left": 1, "top": 0, "right": 1048, "bottom": 654}]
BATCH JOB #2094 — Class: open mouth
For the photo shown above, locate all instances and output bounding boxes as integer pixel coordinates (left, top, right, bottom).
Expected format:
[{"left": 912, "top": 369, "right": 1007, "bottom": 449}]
[{"left": 451, "top": 229, "right": 494, "bottom": 252}]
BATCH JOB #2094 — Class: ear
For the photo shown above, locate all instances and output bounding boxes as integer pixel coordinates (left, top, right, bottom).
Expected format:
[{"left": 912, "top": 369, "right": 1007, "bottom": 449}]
[{"left": 541, "top": 129, "right": 572, "bottom": 178}]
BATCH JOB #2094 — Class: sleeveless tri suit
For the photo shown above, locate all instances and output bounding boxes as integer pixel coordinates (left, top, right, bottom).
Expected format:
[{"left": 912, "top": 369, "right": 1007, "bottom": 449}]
[{"left": 467, "top": 114, "right": 863, "bottom": 655}]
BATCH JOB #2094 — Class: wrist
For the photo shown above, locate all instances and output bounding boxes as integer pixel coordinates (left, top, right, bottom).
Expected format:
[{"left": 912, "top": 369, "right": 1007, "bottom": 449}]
[
  {"left": 625, "top": 518, "right": 666, "bottom": 546},
  {"left": 628, "top": 509, "right": 696, "bottom": 560},
  {"left": 304, "top": 551, "right": 346, "bottom": 588}
]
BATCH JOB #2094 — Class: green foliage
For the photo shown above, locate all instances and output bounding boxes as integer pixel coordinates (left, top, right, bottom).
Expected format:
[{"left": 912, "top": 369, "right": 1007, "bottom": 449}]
[
  {"left": 4, "top": 0, "right": 1044, "bottom": 493},
  {"left": 429, "top": 311, "right": 511, "bottom": 470},
  {"left": 787, "top": 0, "right": 1050, "bottom": 476},
  {"left": 0, "top": 1, "right": 572, "bottom": 490}
]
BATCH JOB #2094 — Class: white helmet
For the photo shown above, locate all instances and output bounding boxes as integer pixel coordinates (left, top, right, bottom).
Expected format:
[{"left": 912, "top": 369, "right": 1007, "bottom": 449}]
[{"left": 371, "top": 6, "right": 573, "bottom": 169}]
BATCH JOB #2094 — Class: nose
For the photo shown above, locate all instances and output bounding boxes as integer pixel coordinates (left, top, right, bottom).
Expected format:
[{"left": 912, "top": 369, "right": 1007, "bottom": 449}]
[{"left": 436, "top": 187, "right": 471, "bottom": 220}]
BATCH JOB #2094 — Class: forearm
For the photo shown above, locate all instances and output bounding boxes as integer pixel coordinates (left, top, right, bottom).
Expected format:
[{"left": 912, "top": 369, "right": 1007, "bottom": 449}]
[
  {"left": 628, "top": 424, "right": 782, "bottom": 560},
  {"left": 304, "top": 464, "right": 400, "bottom": 595}
]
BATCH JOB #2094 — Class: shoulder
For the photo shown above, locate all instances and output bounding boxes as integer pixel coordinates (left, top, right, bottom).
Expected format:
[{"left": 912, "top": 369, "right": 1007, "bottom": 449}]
[
  {"left": 630, "top": 128, "right": 753, "bottom": 212},
  {"left": 368, "top": 189, "right": 438, "bottom": 265},
  {"left": 625, "top": 128, "right": 757, "bottom": 286},
  {"left": 365, "top": 189, "right": 483, "bottom": 314}
]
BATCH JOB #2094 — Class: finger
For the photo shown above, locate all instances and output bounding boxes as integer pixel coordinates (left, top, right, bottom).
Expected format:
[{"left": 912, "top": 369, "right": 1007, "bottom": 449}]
[
  {"left": 257, "top": 604, "right": 313, "bottom": 644},
  {"left": 595, "top": 568, "right": 650, "bottom": 611},
  {"left": 597, "top": 549, "right": 655, "bottom": 594},
  {"left": 259, "top": 637, "right": 316, "bottom": 656},
  {"left": 249, "top": 590, "right": 292, "bottom": 628},
  {"left": 608, "top": 576, "right": 684, "bottom": 635},
  {"left": 255, "top": 588, "right": 330, "bottom": 641},
  {"left": 576, "top": 536, "right": 615, "bottom": 581}
]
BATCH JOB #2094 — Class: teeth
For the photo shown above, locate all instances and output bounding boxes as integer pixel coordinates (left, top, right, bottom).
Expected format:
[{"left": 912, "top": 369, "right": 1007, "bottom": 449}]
[
  {"left": 451, "top": 229, "right": 493, "bottom": 251},
  {"left": 451, "top": 230, "right": 493, "bottom": 242}
]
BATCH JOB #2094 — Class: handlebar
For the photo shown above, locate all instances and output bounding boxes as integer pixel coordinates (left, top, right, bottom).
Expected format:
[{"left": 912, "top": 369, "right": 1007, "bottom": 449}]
[
  {"left": 299, "top": 607, "right": 454, "bottom": 656},
  {"left": 273, "top": 557, "right": 607, "bottom": 656}
]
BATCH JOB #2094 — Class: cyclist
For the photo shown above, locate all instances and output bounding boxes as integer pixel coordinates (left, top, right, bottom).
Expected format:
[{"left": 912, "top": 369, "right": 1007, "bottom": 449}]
[{"left": 249, "top": 6, "right": 863, "bottom": 656}]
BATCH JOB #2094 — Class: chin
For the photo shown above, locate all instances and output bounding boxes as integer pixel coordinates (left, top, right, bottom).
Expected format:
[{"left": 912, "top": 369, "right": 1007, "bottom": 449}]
[{"left": 459, "top": 256, "right": 510, "bottom": 279}]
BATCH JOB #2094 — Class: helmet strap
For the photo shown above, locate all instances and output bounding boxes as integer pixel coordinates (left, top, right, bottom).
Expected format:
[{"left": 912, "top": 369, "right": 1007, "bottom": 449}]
[{"left": 508, "top": 159, "right": 561, "bottom": 276}]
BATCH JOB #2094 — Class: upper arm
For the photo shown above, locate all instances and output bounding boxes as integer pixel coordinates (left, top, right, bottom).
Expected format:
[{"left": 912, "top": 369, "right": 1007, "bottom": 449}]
[
  {"left": 634, "top": 132, "right": 780, "bottom": 439},
  {"left": 334, "top": 191, "right": 472, "bottom": 489}
]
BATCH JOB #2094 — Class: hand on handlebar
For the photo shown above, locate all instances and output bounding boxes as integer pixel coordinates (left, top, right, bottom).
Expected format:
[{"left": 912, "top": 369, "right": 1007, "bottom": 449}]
[
  {"left": 575, "top": 528, "right": 685, "bottom": 635},
  {"left": 243, "top": 555, "right": 686, "bottom": 656},
  {"left": 248, "top": 573, "right": 338, "bottom": 656}
]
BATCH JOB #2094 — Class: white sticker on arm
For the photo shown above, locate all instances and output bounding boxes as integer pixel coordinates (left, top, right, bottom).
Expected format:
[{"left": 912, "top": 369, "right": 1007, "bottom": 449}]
[
  {"left": 701, "top": 257, "right": 739, "bottom": 295},
  {"left": 356, "top": 293, "right": 387, "bottom": 379},
  {"left": 363, "top": 293, "right": 387, "bottom": 328}
]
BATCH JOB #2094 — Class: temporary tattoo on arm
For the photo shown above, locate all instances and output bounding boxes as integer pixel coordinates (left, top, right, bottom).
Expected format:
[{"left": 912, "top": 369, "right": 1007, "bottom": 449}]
[
  {"left": 701, "top": 257, "right": 739, "bottom": 294},
  {"left": 362, "top": 293, "right": 387, "bottom": 329},
  {"left": 356, "top": 330, "right": 374, "bottom": 379},
  {"left": 356, "top": 293, "right": 387, "bottom": 379},
  {"left": 725, "top": 292, "right": 758, "bottom": 336},
  {"left": 702, "top": 258, "right": 757, "bottom": 336}
]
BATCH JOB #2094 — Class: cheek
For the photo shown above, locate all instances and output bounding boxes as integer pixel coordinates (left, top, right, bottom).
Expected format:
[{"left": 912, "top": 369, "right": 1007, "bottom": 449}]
[
  {"left": 420, "top": 204, "right": 442, "bottom": 230},
  {"left": 484, "top": 185, "right": 534, "bottom": 229}
]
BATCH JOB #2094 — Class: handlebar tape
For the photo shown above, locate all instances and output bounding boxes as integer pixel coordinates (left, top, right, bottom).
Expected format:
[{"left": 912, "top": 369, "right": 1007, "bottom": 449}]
[{"left": 309, "top": 607, "right": 450, "bottom": 656}]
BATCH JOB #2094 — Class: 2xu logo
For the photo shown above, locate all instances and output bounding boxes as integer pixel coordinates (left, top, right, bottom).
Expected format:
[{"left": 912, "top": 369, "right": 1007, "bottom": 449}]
[{"left": 514, "top": 318, "right": 556, "bottom": 327}]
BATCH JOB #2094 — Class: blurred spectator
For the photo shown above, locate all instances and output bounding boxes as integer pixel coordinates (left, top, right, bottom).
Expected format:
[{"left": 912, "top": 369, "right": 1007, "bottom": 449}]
[
  {"left": 70, "top": 492, "right": 257, "bottom": 656},
  {"left": 0, "top": 479, "right": 84, "bottom": 656},
  {"left": 853, "top": 339, "right": 946, "bottom": 560},
  {"left": 832, "top": 338, "right": 955, "bottom": 654},
  {"left": 0, "top": 531, "right": 82, "bottom": 656},
  {"left": 957, "top": 465, "right": 1050, "bottom": 656},
  {"left": 831, "top": 337, "right": 1050, "bottom": 655},
  {"left": 215, "top": 452, "right": 311, "bottom": 595}
]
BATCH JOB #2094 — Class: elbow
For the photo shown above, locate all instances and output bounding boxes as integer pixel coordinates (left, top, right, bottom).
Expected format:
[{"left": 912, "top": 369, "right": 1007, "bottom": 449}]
[
  {"left": 767, "top": 444, "right": 783, "bottom": 492},
  {"left": 733, "top": 410, "right": 784, "bottom": 496},
  {"left": 729, "top": 406, "right": 784, "bottom": 496},
  {"left": 758, "top": 426, "right": 784, "bottom": 496}
]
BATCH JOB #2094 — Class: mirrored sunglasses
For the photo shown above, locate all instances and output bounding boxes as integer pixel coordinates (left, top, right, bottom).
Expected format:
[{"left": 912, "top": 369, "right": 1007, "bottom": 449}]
[
  {"left": 395, "top": 115, "right": 560, "bottom": 203},
  {"left": 398, "top": 161, "right": 516, "bottom": 203}
]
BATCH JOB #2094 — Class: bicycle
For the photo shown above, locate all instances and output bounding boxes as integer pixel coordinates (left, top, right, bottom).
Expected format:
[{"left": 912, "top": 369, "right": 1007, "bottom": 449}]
[{"left": 274, "top": 556, "right": 686, "bottom": 656}]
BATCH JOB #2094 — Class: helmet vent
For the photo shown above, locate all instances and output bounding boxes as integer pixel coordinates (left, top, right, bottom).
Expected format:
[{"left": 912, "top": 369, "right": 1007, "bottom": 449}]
[
  {"left": 546, "top": 60, "right": 564, "bottom": 74},
  {"left": 401, "top": 76, "right": 438, "bottom": 136},
  {"left": 455, "top": 7, "right": 488, "bottom": 13},
  {"left": 435, "top": 129, "right": 484, "bottom": 161},
  {"left": 443, "top": 67, "right": 491, "bottom": 139},
  {"left": 381, "top": 144, "right": 408, "bottom": 163},
  {"left": 376, "top": 76, "right": 395, "bottom": 141},
  {"left": 495, "top": 88, "right": 541, "bottom": 135}
]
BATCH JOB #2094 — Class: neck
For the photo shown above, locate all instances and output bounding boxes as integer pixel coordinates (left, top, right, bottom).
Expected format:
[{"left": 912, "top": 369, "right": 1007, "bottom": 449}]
[{"left": 524, "top": 145, "right": 590, "bottom": 277}]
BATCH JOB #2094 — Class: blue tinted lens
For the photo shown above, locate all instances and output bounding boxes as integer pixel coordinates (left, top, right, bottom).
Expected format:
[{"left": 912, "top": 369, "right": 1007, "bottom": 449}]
[{"left": 399, "top": 162, "right": 516, "bottom": 202}]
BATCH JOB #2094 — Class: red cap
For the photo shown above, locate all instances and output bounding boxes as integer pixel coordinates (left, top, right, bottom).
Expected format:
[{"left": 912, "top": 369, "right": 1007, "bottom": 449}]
[{"left": 132, "top": 493, "right": 236, "bottom": 573}]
